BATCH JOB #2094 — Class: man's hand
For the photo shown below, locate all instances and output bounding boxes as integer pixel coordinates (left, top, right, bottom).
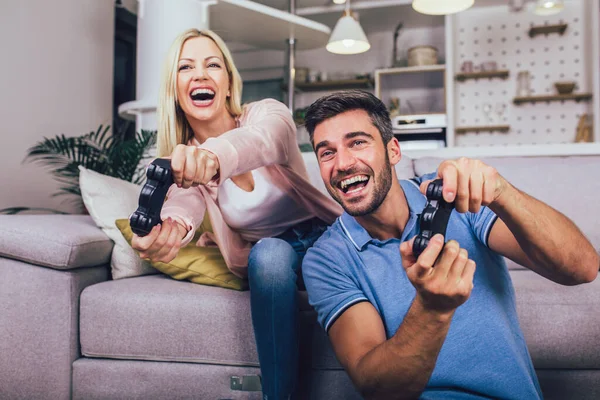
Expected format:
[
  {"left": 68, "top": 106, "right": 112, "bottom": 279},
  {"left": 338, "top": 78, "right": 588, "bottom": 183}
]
[
  {"left": 170, "top": 144, "right": 220, "bottom": 189},
  {"left": 131, "top": 218, "right": 187, "bottom": 263},
  {"left": 400, "top": 234, "right": 476, "bottom": 315},
  {"left": 420, "top": 157, "right": 507, "bottom": 213}
]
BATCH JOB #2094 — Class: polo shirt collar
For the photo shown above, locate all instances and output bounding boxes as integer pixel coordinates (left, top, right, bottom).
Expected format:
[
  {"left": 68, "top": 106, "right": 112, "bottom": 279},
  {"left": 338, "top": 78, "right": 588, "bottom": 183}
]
[{"left": 339, "top": 178, "right": 428, "bottom": 251}]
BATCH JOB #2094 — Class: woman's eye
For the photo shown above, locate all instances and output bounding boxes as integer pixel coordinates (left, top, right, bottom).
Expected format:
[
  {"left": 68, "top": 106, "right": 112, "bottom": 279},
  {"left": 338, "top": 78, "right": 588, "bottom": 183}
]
[
  {"left": 178, "top": 65, "right": 191, "bottom": 71},
  {"left": 208, "top": 63, "right": 221, "bottom": 68}
]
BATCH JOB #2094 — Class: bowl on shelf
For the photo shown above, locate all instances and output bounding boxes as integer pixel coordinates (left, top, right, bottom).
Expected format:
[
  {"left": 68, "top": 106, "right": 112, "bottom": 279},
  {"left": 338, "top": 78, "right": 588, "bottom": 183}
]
[{"left": 554, "top": 81, "right": 576, "bottom": 95}]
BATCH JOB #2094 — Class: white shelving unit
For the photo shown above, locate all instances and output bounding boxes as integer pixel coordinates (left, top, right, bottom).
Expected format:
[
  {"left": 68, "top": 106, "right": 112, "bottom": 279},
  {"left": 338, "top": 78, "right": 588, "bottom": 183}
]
[{"left": 375, "top": 64, "right": 446, "bottom": 115}]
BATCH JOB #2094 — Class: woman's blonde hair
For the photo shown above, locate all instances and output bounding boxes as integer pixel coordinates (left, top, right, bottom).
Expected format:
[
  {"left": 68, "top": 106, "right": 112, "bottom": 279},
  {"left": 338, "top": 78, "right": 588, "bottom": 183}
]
[{"left": 156, "top": 29, "right": 243, "bottom": 157}]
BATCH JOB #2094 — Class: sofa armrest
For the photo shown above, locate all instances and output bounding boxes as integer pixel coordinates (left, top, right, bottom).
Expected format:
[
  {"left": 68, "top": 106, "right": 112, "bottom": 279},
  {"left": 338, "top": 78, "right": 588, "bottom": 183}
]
[{"left": 0, "top": 214, "right": 113, "bottom": 270}]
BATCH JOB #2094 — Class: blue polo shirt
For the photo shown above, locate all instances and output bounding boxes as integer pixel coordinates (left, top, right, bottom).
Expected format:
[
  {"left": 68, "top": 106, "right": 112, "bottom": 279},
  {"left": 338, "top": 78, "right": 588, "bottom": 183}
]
[{"left": 302, "top": 174, "right": 542, "bottom": 399}]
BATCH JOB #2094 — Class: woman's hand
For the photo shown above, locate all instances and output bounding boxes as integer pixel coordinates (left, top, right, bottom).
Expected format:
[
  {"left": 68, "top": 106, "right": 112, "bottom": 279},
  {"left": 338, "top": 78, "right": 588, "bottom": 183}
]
[
  {"left": 131, "top": 218, "right": 188, "bottom": 263},
  {"left": 170, "top": 144, "right": 220, "bottom": 189}
]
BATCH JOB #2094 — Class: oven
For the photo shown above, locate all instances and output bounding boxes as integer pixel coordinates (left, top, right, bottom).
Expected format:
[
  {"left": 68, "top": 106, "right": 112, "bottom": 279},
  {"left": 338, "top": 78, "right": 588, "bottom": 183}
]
[{"left": 391, "top": 113, "right": 447, "bottom": 151}]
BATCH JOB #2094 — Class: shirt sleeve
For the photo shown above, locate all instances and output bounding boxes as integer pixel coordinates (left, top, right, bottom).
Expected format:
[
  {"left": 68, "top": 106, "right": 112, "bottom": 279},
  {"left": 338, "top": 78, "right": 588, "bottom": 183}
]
[
  {"left": 302, "top": 237, "right": 369, "bottom": 333},
  {"left": 467, "top": 206, "right": 499, "bottom": 248},
  {"left": 198, "top": 98, "right": 296, "bottom": 184}
]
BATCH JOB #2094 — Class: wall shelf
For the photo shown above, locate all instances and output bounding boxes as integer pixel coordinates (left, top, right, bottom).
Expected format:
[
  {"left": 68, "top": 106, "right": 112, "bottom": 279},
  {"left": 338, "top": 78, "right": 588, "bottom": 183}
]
[
  {"left": 455, "top": 70, "right": 510, "bottom": 82},
  {"left": 528, "top": 23, "right": 568, "bottom": 38},
  {"left": 455, "top": 125, "right": 510, "bottom": 134},
  {"left": 292, "top": 78, "right": 374, "bottom": 92},
  {"left": 513, "top": 93, "right": 593, "bottom": 105},
  {"left": 376, "top": 64, "right": 445, "bottom": 76}
]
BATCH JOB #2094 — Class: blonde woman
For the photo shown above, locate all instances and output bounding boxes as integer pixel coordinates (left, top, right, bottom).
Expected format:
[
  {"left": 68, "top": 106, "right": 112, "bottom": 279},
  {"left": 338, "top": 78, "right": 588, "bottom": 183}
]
[{"left": 131, "top": 29, "right": 342, "bottom": 400}]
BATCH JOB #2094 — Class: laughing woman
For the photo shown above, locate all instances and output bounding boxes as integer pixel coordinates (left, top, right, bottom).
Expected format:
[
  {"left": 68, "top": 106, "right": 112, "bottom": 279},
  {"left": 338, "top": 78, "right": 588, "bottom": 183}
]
[{"left": 131, "top": 29, "right": 341, "bottom": 400}]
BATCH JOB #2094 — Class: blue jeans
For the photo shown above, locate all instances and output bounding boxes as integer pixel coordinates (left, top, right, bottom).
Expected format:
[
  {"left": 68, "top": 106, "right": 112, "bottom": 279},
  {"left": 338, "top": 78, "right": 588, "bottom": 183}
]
[{"left": 247, "top": 218, "right": 328, "bottom": 400}]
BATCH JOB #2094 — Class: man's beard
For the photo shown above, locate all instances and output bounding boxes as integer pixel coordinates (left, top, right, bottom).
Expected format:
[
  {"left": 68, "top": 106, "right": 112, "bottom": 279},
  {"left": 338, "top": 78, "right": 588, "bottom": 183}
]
[{"left": 327, "top": 153, "right": 393, "bottom": 217}]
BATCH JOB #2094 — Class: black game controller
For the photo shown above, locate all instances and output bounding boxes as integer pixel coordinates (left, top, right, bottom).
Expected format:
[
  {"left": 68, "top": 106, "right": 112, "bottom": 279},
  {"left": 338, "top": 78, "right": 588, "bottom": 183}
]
[
  {"left": 412, "top": 179, "right": 455, "bottom": 258},
  {"left": 129, "top": 158, "right": 174, "bottom": 237}
]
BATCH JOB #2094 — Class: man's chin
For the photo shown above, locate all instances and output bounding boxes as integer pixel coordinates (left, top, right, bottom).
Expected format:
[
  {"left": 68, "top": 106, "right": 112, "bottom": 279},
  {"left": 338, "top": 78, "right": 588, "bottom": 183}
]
[{"left": 341, "top": 198, "right": 377, "bottom": 217}]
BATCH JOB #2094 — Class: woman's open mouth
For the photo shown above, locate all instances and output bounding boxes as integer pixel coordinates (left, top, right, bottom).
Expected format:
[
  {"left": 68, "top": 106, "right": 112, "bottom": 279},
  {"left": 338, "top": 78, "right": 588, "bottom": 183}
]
[
  {"left": 190, "top": 88, "right": 216, "bottom": 107},
  {"left": 337, "top": 174, "right": 370, "bottom": 197}
]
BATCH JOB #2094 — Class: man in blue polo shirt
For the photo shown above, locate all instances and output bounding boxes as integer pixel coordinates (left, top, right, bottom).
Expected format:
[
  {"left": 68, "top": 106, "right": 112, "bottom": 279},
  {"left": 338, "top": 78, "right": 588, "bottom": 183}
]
[{"left": 301, "top": 90, "right": 598, "bottom": 399}]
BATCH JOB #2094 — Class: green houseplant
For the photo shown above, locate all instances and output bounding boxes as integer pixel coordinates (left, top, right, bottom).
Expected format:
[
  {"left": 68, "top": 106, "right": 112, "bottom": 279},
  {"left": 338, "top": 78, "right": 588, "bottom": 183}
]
[{"left": 0, "top": 125, "right": 157, "bottom": 214}]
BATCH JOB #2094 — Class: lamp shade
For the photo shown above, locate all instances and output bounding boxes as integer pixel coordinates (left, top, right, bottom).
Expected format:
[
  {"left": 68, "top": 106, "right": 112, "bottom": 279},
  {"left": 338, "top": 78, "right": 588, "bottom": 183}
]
[
  {"left": 534, "top": 0, "right": 564, "bottom": 15},
  {"left": 412, "top": 0, "right": 474, "bottom": 15},
  {"left": 326, "top": 12, "right": 370, "bottom": 55}
]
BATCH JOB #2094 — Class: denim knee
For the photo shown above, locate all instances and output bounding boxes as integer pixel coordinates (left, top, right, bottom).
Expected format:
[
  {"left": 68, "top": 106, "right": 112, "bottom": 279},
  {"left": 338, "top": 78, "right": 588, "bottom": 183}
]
[{"left": 248, "top": 238, "right": 299, "bottom": 290}]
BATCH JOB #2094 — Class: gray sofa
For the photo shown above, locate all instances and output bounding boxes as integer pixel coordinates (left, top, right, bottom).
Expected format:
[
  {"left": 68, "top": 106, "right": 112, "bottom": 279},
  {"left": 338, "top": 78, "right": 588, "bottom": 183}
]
[{"left": 1, "top": 154, "right": 600, "bottom": 400}]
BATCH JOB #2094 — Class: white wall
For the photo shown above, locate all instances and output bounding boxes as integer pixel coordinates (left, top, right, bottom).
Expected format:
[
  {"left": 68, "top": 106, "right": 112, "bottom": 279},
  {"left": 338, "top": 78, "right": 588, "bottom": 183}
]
[{"left": 0, "top": 0, "right": 115, "bottom": 213}]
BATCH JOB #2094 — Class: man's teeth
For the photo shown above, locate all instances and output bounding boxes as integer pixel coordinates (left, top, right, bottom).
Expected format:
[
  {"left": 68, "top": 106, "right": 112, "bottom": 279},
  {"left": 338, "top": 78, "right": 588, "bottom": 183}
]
[
  {"left": 191, "top": 88, "right": 215, "bottom": 96},
  {"left": 340, "top": 175, "right": 368, "bottom": 190}
]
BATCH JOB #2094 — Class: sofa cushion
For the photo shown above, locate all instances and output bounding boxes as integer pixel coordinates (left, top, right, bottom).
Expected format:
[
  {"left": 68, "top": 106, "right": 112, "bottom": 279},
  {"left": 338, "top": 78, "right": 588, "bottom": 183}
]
[
  {"left": 80, "top": 274, "right": 259, "bottom": 366},
  {"left": 511, "top": 270, "right": 600, "bottom": 369},
  {"left": 80, "top": 274, "right": 343, "bottom": 371},
  {"left": 0, "top": 214, "right": 112, "bottom": 270}
]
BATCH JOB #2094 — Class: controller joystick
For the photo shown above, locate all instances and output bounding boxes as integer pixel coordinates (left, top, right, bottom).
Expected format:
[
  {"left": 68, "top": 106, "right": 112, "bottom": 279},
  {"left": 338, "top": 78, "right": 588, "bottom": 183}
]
[
  {"left": 412, "top": 179, "right": 455, "bottom": 258},
  {"left": 129, "top": 158, "right": 174, "bottom": 237}
]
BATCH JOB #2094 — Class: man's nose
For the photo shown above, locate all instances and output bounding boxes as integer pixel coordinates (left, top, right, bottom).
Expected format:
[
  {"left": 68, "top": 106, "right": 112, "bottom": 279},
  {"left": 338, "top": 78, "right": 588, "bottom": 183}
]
[{"left": 335, "top": 148, "right": 357, "bottom": 171}]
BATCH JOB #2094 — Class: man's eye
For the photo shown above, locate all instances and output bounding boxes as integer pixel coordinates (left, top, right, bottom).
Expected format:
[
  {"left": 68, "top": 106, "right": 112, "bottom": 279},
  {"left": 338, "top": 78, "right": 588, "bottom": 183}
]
[
  {"left": 320, "top": 150, "right": 333, "bottom": 160},
  {"left": 353, "top": 140, "right": 366, "bottom": 146}
]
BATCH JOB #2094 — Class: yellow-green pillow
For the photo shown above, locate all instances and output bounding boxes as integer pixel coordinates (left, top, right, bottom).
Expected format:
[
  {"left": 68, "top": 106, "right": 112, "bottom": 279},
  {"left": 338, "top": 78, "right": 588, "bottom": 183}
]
[{"left": 115, "top": 217, "right": 248, "bottom": 291}]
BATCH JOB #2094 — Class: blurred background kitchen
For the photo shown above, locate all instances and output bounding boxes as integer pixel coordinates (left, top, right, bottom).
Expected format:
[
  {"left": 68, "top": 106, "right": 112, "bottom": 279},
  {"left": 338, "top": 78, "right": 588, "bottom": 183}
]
[{"left": 1, "top": 0, "right": 598, "bottom": 213}]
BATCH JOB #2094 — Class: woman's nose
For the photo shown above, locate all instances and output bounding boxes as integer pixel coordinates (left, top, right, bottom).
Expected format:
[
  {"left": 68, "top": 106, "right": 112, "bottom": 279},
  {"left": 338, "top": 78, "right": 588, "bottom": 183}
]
[{"left": 192, "top": 66, "right": 208, "bottom": 81}]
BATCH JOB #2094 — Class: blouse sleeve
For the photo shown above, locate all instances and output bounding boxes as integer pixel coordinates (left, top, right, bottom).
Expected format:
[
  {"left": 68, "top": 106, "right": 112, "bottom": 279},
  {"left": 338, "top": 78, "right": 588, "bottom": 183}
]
[{"left": 197, "top": 98, "right": 297, "bottom": 183}]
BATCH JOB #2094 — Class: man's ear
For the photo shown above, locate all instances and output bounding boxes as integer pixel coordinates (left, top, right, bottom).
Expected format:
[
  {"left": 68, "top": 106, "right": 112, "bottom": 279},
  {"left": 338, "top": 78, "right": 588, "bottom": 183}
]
[{"left": 387, "top": 137, "right": 401, "bottom": 165}]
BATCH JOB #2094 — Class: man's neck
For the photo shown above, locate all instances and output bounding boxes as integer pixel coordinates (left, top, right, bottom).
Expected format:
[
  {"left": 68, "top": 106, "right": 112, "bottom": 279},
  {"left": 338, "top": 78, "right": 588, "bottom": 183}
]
[
  {"left": 355, "top": 181, "right": 410, "bottom": 241},
  {"left": 189, "top": 111, "right": 237, "bottom": 143}
]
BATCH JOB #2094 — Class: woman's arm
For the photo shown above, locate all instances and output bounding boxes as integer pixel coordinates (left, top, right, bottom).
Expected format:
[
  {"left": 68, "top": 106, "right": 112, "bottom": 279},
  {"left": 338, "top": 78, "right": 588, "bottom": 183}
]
[
  {"left": 160, "top": 185, "right": 207, "bottom": 246},
  {"left": 197, "top": 99, "right": 297, "bottom": 183}
]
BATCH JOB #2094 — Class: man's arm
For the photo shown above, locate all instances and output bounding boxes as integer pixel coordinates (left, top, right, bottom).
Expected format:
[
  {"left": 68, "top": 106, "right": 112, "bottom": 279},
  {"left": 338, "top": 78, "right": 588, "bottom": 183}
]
[
  {"left": 422, "top": 157, "right": 598, "bottom": 286},
  {"left": 328, "top": 235, "right": 475, "bottom": 400},
  {"left": 487, "top": 182, "right": 598, "bottom": 285}
]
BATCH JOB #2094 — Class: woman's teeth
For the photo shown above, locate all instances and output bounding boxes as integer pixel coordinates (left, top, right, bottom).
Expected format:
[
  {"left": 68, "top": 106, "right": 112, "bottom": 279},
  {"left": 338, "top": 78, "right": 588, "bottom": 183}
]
[{"left": 191, "top": 88, "right": 215, "bottom": 101}]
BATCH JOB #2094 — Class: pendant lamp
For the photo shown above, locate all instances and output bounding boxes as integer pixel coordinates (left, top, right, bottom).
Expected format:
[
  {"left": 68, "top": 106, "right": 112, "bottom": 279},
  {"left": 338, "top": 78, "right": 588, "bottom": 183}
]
[
  {"left": 326, "top": 1, "right": 370, "bottom": 55},
  {"left": 533, "top": 0, "right": 564, "bottom": 16},
  {"left": 412, "top": 0, "right": 474, "bottom": 15}
]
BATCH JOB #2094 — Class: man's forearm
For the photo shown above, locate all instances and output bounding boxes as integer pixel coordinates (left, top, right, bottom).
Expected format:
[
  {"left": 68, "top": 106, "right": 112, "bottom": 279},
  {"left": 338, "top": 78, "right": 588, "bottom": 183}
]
[
  {"left": 491, "top": 181, "right": 598, "bottom": 284},
  {"left": 352, "top": 298, "right": 453, "bottom": 400}
]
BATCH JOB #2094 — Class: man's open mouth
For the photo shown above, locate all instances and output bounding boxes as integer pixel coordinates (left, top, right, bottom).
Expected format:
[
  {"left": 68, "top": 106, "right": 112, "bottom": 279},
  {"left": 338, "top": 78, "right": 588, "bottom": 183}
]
[
  {"left": 337, "top": 175, "right": 370, "bottom": 194},
  {"left": 190, "top": 88, "right": 216, "bottom": 102}
]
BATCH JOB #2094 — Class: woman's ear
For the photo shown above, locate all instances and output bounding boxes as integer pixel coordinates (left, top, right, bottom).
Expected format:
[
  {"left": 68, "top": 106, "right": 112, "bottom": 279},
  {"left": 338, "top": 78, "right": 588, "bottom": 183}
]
[{"left": 227, "top": 89, "right": 231, "bottom": 97}]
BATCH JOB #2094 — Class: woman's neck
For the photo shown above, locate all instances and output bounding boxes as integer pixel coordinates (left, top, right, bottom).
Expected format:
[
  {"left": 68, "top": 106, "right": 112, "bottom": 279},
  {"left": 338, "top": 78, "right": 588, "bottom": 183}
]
[{"left": 188, "top": 111, "right": 237, "bottom": 144}]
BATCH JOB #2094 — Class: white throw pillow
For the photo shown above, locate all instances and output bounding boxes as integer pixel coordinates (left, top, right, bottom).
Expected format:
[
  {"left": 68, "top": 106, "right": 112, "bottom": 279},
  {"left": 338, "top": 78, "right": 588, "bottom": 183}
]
[{"left": 78, "top": 166, "right": 158, "bottom": 279}]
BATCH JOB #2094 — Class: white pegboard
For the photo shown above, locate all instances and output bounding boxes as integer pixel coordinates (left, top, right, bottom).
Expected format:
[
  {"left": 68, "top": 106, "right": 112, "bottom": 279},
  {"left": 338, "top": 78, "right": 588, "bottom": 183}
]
[{"left": 453, "top": 0, "right": 594, "bottom": 147}]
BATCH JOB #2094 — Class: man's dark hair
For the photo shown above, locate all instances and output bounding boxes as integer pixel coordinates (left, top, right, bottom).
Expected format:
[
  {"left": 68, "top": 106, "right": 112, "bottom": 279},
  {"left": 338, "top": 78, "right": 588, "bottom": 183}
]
[{"left": 304, "top": 90, "right": 394, "bottom": 146}]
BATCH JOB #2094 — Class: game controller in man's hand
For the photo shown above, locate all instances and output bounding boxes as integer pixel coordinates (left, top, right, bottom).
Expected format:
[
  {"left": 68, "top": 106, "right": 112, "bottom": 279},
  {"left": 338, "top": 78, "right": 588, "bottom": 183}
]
[
  {"left": 412, "top": 179, "right": 455, "bottom": 258},
  {"left": 129, "top": 158, "right": 174, "bottom": 237}
]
